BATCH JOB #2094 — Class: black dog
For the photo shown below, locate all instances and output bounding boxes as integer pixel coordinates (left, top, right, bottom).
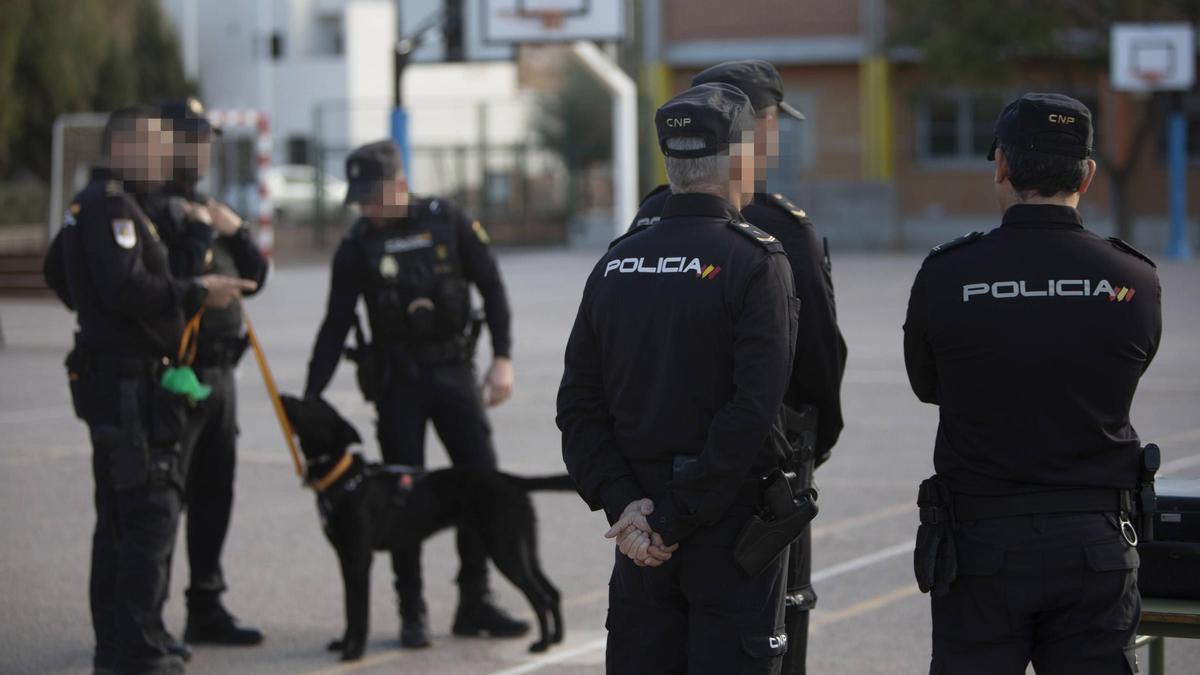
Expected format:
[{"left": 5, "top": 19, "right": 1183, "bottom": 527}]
[{"left": 280, "top": 394, "right": 571, "bottom": 660}]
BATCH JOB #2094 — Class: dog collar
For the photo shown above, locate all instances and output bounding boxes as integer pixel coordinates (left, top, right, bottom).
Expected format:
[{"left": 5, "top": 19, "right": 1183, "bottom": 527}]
[{"left": 310, "top": 453, "right": 354, "bottom": 493}]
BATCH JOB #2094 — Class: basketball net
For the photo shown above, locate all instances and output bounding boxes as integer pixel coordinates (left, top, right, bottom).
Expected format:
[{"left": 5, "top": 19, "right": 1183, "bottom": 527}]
[
  {"left": 1133, "top": 68, "right": 1166, "bottom": 89},
  {"left": 518, "top": 9, "right": 567, "bottom": 30}
]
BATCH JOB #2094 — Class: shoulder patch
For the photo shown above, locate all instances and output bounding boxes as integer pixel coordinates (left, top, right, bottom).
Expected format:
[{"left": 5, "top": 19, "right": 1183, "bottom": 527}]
[
  {"left": 927, "top": 231, "right": 983, "bottom": 258},
  {"left": 726, "top": 220, "right": 784, "bottom": 253},
  {"left": 639, "top": 184, "right": 670, "bottom": 207},
  {"left": 1106, "top": 236, "right": 1156, "bottom": 268},
  {"left": 112, "top": 218, "right": 137, "bottom": 249},
  {"left": 608, "top": 221, "right": 651, "bottom": 250},
  {"left": 761, "top": 192, "right": 809, "bottom": 222}
]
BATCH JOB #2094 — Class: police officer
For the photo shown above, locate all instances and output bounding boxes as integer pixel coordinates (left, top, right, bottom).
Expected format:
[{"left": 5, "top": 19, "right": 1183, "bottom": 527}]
[
  {"left": 629, "top": 59, "right": 846, "bottom": 672},
  {"left": 43, "top": 105, "right": 254, "bottom": 675},
  {"left": 903, "top": 93, "right": 1161, "bottom": 674},
  {"left": 304, "top": 140, "right": 525, "bottom": 647},
  {"left": 558, "top": 83, "right": 798, "bottom": 674},
  {"left": 141, "top": 98, "right": 269, "bottom": 646}
]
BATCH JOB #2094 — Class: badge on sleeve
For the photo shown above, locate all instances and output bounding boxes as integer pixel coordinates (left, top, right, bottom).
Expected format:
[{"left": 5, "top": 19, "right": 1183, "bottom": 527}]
[
  {"left": 112, "top": 219, "right": 137, "bottom": 249},
  {"left": 472, "top": 220, "right": 490, "bottom": 244}
]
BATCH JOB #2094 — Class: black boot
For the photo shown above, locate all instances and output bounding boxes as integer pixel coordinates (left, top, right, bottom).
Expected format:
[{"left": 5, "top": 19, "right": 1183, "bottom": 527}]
[
  {"left": 184, "top": 604, "right": 264, "bottom": 646},
  {"left": 399, "top": 594, "right": 431, "bottom": 649},
  {"left": 452, "top": 593, "right": 530, "bottom": 638}
]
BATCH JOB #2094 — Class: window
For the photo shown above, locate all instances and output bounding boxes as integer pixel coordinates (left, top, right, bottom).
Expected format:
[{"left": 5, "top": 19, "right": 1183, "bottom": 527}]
[
  {"left": 287, "top": 136, "right": 310, "bottom": 165},
  {"left": 919, "top": 91, "right": 1100, "bottom": 165},
  {"left": 313, "top": 13, "right": 344, "bottom": 57},
  {"left": 916, "top": 92, "right": 1005, "bottom": 163}
]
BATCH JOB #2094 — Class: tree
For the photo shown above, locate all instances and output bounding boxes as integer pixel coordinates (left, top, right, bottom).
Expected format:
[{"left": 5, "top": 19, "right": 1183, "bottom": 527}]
[
  {"left": 0, "top": 0, "right": 193, "bottom": 181},
  {"left": 535, "top": 59, "right": 614, "bottom": 189},
  {"left": 890, "top": 0, "right": 1200, "bottom": 242}
]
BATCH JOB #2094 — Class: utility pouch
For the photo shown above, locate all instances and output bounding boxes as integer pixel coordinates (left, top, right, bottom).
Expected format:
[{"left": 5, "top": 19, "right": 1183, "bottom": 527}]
[
  {"left": 147, "top": 380, "right": 186, "bottom": 489},
  {"left": 65, "top": 336, "right": 96, "bottom": 421},
  {"left": 914, "top": 475, "right": 958, "bottom": 597},
  {"left": 734, "top": 470, "right": 819, "bottom": 577}
]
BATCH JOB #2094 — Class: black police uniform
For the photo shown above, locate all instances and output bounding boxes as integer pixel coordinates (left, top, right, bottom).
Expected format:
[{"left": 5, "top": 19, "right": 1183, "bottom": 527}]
[
  {"left": 140, "top": 112, "right": 269, "bottom": 637},
  {"left": 304, "top": 142, "right": 515, "bottom": 636},
  {"left": 558, "top": 84, "right": 798, "bottom": 675},
  {"left": 629, "top": 59, "right": 846, "bottom": 674},
  {"left": 903, "top": 93, "right": 1163, "bottom": 675},
  {"left": 45, "top": 167, "right": 204, "bottom": 674}
]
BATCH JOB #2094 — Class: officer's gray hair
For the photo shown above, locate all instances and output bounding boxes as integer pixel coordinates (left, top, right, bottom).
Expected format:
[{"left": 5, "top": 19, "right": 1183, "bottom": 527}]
[{"left": 664, "top": 137, "right": 724, "bottom": 196}]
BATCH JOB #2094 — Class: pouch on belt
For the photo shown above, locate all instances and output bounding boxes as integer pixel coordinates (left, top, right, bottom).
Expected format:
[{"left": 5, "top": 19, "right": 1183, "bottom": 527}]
[{"left": 914, "top": 475, "right": 958, "bottom": 597}]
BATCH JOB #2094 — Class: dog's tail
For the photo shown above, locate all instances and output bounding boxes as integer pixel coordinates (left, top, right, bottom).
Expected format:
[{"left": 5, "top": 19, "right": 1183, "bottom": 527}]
[{"left": 505, "top": 474, "right": 577, "bottom": 493}]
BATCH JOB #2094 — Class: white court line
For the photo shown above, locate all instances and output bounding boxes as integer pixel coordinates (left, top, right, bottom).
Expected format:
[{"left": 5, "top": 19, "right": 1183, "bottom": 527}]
[
  {"left": 486, "top": 540, "right": 917, "bottom": 675},
  {"left": 810, "top": 539, "right": 914, "bottom": 584},
  {"left": 488, "top": 638, "right": 609, "bottom": 675}
]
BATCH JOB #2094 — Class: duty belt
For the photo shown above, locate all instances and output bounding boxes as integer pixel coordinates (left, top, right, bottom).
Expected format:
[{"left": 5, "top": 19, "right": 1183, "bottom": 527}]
[
  {"left": 90, "top": 350, "right": 170, "bottom": 378},
  {"left": 397, "top": 337, "right": 471, "bottom": 365},
  {"left": 952, "top": 487, "right": 1130, "bottom": 523}
]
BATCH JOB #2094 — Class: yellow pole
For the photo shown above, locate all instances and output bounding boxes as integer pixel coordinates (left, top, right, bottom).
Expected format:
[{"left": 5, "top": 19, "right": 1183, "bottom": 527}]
[{"left": 243, "top": 309, "right": 305, "bottom": 479}]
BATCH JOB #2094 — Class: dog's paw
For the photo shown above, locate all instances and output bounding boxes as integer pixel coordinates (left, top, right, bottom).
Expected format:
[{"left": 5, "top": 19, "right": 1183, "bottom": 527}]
[
  {"left": 327, "top": 639, "right": 343, "bottom": 652},
  {"left": 528, "top": 640, "right": 551, "bottom": 653}
]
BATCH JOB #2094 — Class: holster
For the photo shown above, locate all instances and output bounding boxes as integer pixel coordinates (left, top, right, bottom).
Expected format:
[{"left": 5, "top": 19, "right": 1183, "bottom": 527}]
[
  {"left": 734, "top": 469, "right": 819, "bottom": 578},
  {"left": 914, "top": 475, "right": 957, "bottom": 597},
  {"left": 1137, "top": 443, "right": 1161, "bottom": 542},
  {"left": 345, "top": 313, "right": 388, "bottom": 402}
]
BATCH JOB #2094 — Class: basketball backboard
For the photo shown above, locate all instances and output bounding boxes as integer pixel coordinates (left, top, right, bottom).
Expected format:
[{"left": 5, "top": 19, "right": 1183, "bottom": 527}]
[
  {"left": 1111, "top": 23, "right": 1196, "bottom": 92},
  {"left": 399, "top": 0, "right": 623, "bottom": 63}
]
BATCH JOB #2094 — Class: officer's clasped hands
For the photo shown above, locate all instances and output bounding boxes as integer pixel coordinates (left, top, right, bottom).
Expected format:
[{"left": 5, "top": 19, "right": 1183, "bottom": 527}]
[{"left": 604, "top": 498, "right": 678, "bottom": 567}]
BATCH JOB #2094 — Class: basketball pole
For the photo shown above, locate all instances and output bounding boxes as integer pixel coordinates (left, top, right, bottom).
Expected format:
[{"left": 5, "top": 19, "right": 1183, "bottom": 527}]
[{"left": 1166, "top": 92, "right": 1191, "bottom": 260}]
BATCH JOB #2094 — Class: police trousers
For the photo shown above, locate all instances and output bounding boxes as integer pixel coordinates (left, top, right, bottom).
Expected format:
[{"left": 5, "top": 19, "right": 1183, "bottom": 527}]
[
  {"left": 606, "top": 502, "right": 789, "bottom": 675},
  {"left": 375, "top": 361, "right": 497, "bottom": 602},
  {"left": 80, "top": 366, "right": 186, "bottom": 673},
  {"left": 930, "top": 512, "right": 1140, "bottom": 675},
  {"left": 782, "top": 451, "right": 817, "bottom": 675},
  {"left": 179, "top": 365, "right": 239, "bottom": 612}
]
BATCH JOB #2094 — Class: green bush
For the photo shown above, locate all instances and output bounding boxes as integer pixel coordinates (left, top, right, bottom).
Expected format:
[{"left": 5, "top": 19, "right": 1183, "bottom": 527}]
[{"left": 0, "top": 181, "right": 49, "bottom": 226}]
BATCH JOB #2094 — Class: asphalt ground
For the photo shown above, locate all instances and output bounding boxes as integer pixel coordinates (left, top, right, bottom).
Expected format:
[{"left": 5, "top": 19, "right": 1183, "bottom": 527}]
[{"left": 2, "top": 248, "right": 1198, "bottom": 674}]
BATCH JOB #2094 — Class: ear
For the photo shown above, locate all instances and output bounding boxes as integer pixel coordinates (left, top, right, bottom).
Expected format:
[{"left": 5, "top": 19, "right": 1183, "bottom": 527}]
[
  {"left": 1078, "top": 158, "right": 1098, "bottom": 195},
  {"left": 279, "top": 394, "right": 300, "bottom": 424},
  {"left": 337, "top": 418, "right": 363, "bottom": 449},
  {"left": 994, "top": 147, "right": 1009, "bottom": 187}
]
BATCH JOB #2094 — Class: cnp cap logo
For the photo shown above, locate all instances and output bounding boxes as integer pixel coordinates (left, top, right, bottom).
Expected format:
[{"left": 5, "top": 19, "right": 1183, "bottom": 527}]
[
  {"left": 1048, "top": 114, "right": 1076, "bottom": 124},
  {"left": 666, "top": 117, "right": 691, "bottom": 128}
]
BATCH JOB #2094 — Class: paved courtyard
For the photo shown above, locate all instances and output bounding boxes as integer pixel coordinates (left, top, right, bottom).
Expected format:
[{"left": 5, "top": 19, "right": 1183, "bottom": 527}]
[{"left": 2, "top": 247, "right": 1198, "bottom": 674}]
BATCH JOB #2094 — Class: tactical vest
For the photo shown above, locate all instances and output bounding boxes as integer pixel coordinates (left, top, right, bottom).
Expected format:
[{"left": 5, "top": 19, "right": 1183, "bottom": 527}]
[{"left": 359, "top": 200, "right": 470, "bottom": 344}]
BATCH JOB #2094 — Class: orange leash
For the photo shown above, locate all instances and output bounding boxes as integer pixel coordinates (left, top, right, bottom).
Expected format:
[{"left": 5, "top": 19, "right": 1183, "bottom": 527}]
[
  {"left": 178, "top": 307, "right": 205, "bottom": 366},
  {"left": 243, "top": 309, "right": 305, "bottom": 479}
]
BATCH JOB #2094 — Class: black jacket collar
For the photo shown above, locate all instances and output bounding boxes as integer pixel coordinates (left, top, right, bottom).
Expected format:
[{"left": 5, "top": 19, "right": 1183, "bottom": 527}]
[
  {"left": 661, "top": 193, "right": 741, "bottom": 222},
  {"left": 1001, "top": 203, "right": 1084, "bottom": 230}
]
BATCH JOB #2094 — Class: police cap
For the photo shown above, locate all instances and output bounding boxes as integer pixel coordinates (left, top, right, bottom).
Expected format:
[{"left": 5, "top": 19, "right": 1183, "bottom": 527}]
[
  {"left": 987, "top": 92, "right": 1093, "bottom": 161},
  {"left": 159, "top": 96, "right": 219, "bottom": 138},
  {"left": 344, "top": 140, "right": 402, "bottom": 205},
  {"left": 655, "top": 83, "right": 756, "bottom": 159},
  {"left": 691, "top": 59, "right": 805, "bottom": 120}
]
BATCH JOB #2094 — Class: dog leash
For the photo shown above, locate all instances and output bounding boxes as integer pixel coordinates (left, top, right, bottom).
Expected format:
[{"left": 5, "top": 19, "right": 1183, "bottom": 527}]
[{"left": 243, "top": 308, "right": 306, "bottom": 480}]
